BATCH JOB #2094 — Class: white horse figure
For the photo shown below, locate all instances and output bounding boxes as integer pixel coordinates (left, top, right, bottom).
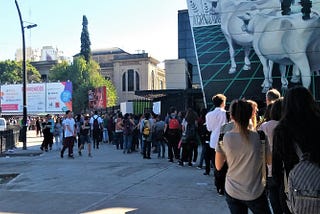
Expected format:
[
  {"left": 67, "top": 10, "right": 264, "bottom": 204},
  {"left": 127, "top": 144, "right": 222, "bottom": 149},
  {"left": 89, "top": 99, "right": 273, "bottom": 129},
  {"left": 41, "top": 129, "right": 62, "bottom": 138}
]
[
  {"left": 217, "top": 0, "right": 280, "bottom": 74},
  {"left": 240, "top": 12, "right": 320, "bottom": 92}
]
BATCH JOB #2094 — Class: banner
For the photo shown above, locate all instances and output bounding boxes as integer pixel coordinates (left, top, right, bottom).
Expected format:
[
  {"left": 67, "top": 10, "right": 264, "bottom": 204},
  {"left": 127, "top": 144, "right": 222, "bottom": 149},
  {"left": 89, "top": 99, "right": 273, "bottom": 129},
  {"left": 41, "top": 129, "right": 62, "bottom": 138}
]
[
  {"left": 0, "top": 81, "right": 72, "bottom": 114},
  {"left": 88, "top": 86, "right": 107, "bottom": 110},
  {"left": 187, "top": 0, "right": 320, "bottom": 109}
]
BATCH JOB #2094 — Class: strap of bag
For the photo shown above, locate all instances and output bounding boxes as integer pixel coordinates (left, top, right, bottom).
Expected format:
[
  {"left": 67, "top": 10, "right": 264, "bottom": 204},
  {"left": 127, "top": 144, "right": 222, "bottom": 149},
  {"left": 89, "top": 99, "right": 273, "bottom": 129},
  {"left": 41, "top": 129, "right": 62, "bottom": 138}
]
[
  {"left": 284, "top": 142, "right": 303, "bottom": 194},
  {"left": 261, "top": 138, "right": 267, "bottom": 187}
]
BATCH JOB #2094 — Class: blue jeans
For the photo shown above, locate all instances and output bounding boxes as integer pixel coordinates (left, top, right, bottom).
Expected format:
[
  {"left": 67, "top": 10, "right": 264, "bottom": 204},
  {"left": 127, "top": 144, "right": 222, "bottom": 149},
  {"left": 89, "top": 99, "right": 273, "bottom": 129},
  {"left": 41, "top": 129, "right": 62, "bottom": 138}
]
[
  {"left": 225, "top": 191, "right": 271, "bottom": 214},
  {"left": 156, "top": 139, "right": 166, "bottom": 158},
  {"left": 123, "top": 134, "right": 132, "bottom": 153},
  {"left": 103, "top": 128, "right": 109, "bottom": 143}
]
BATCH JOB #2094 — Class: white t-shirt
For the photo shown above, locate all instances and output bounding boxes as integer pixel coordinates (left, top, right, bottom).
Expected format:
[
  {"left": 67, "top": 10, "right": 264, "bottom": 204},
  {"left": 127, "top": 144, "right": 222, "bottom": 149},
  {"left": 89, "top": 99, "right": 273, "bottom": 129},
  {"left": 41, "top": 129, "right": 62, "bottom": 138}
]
[
  {"left": 205, "top": 107, "right": 227, "bottom": 149},
  {"left": 63, "top": 117, "right": 75, "bottom": 137},
  {"left": 89, "top": 115, "right": 103, "bottom": 130}
]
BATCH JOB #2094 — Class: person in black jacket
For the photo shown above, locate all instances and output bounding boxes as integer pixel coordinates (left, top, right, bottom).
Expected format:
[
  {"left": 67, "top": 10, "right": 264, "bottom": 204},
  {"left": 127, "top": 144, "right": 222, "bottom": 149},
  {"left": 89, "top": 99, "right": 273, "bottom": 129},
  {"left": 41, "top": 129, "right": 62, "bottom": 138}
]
[{"left": 273, "top": 86, "right": 320, "bottom": 213}]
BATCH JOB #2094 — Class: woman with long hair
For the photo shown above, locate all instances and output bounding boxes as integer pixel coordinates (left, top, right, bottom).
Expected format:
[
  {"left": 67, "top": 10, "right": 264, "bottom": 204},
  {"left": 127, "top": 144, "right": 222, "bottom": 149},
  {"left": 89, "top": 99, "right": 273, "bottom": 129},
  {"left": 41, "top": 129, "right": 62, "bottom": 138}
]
[
  {"left": 215, "top": 99, "right": 271, "bottom": 213},
  {"left": 272, "top": 86, "right": 320, "bottom": 213}
]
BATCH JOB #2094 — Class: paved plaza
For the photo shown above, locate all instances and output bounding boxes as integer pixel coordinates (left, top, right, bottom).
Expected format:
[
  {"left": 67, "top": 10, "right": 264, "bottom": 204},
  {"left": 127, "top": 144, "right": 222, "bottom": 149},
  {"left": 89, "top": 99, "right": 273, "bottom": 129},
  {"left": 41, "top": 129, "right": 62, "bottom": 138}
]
[{"left": 0, "top": 130, "right": 229, "bottom": 214}]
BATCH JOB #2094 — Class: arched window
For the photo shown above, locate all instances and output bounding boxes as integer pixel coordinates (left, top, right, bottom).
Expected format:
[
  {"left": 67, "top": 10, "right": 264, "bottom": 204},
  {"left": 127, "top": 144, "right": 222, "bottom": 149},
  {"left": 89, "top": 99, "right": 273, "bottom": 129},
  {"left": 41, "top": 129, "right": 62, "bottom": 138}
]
[
  {"left": 122, "top": 69, "right": 140, "bottom": 92},
  {"left": 128, "top": 69, "right": 134, "bottom": 91}
]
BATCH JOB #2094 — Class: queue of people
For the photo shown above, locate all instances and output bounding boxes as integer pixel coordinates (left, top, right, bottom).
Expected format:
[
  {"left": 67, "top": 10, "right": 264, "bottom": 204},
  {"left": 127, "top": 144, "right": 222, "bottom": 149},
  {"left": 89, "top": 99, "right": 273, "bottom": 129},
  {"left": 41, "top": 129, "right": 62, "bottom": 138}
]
[{"left": 32, "top": 85, "right": 319, "bottom": 214}]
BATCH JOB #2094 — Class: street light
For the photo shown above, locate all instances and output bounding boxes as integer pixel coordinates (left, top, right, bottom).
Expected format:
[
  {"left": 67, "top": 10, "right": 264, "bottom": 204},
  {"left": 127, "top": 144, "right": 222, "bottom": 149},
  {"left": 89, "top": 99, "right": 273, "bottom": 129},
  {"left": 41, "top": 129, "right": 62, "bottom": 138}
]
[{"left": 15, "top": 0, "right": 37, "bottom": 150}]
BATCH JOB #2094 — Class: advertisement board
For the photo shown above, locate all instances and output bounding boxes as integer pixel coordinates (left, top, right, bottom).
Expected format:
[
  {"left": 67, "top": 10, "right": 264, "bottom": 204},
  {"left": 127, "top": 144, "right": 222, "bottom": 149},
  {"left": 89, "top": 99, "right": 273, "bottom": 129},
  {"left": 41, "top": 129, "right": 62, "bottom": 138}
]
[
  {"left": 186, "top": 0, "right": 320, "bottom": 109},
  {"left": 88, "top": 86, "right": 107, "bottom": 110},
  {"left": 0, "top": 81, "right": 72, "bottom": 114}
]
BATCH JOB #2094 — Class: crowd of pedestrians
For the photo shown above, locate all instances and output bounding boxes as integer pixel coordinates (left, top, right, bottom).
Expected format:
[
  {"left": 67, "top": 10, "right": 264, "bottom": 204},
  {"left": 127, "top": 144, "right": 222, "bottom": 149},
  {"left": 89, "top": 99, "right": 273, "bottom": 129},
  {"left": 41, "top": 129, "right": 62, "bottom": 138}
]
[{"left": 34, "top": 85, "right": 319, "bottom": 214}]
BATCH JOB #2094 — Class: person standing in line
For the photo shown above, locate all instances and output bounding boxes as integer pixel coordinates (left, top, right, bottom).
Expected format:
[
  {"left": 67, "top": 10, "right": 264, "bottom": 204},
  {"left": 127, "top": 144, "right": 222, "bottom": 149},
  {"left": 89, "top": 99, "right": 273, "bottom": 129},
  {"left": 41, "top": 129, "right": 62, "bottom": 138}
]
[
  {"left": 122, "top": 113, "right": 135, "bottom": 154},
  {"left": 266, "top": 88, "right": 281, "bottom": 106},
  {"left": 90, "top": 111, "right": 103, "bottom": 149},
  {"left": 216, "top": 99, "right": 272, "bottom": 214},
  {"left": 164, "top": 106, "right": 181, "bottom": 162},
  {"left": 196, "top": 108, "right": 208, "bottom": 169},
  {"left": 272, "top": 86, "right": 320, "bottom": 214},
  {"left": 153, "top": 114, "right": 166, "bottom": 159},
  {"left": 258, "top": 98, "right": 284, "bottom": 214},
  {"left": 78, "top": 116, "right": 92, "bottom": 157},
  {"left": 205, "top": 94, "right": 228, "bottom": 194},
  {"left": 61, "top": 110, "right": 76, "bottom": 159},
  {"left": 102, "top": 113, "right": 110, "bottom": 144},
  {"left": 114, "top": 113, "right": 124, "bottom": 150},
  {"left": 141, "top": 112, "right": 153, "bottom": 159},
  {"left": 179, "top": 108, "right": 198, "bottom": 167},
  {"left": 131, "top": 114, "right": 141, "bottom": 152}
]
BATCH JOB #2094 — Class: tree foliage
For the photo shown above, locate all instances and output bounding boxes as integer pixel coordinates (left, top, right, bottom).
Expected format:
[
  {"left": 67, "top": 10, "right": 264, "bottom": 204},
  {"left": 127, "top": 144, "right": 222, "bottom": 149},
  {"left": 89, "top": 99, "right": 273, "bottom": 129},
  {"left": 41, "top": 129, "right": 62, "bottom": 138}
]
[
  {"left": 0, "top": 60, "right": 41, "bottom": 84},
  {"left": 80, "top": 15, "right": 91, "bottom": 63},
  {"left": 49, "top": 57, "right": 117, "bottom": 113}
]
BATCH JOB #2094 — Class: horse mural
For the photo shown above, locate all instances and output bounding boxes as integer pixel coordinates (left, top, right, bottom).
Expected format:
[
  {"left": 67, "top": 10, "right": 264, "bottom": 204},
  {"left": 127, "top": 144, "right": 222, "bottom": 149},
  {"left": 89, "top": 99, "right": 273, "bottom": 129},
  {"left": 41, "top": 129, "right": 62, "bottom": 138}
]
[
  {"left": 240, "top": 12, "right": 320, "bottom": 92},
  {"left": 217, "top": 0, "right": 280, "bottom": 74}
]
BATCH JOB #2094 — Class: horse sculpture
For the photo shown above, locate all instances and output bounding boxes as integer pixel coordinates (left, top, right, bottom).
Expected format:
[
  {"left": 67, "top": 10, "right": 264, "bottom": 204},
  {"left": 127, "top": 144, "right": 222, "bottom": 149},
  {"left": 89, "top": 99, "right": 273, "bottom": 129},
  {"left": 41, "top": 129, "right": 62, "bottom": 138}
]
[
  {"left": 240, "top": 12, "right": 320, "bottom": 91},
  {"left": 217, "top": 0, "right": 280, "bottom": 74}
]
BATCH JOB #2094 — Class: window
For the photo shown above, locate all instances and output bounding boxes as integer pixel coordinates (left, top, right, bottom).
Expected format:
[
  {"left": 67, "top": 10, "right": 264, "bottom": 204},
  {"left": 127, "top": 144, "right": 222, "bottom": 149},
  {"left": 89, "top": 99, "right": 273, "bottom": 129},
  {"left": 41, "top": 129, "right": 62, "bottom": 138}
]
[
  {"left": 135, "top": 72, "right": 140, "bottom": 91},
  {"left": 128, "top": 69, "right": 134, "bottom": 91},
  {"left": 122, "top": 69, "right": 140, "bottom": 92},
  {"left": 122, "top": 73, "right": 126, "bottom": 91}
]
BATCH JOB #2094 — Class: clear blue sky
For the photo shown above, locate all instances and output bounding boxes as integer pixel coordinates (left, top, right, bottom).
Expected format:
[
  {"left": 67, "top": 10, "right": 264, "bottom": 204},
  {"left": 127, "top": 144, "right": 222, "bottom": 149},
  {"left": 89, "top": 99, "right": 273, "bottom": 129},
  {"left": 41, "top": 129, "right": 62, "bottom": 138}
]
[{"left": 0, "top": 0, "right": 187, "bottom": 62}]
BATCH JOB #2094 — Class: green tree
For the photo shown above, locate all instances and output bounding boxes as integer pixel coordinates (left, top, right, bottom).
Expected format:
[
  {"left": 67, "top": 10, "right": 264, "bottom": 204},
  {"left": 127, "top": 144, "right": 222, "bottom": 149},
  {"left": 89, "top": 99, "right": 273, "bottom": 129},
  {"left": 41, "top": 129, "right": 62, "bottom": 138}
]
[
  {"left": 49, "top": 57, "right": 117, "bottom": 113},
  {"left": 0, "top": 60, "right": 41, "bottom": 84},
  {"left": 80, "top": 15, "right": 91, "bottom": 63}
]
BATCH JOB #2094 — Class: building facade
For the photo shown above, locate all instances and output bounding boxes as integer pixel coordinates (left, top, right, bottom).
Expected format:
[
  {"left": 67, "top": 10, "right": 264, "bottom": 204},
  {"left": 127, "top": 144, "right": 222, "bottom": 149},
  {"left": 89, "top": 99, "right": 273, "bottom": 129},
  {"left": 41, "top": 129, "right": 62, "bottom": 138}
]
[{"left": 90, "top": 48, "right": 165, "bottom": 104}]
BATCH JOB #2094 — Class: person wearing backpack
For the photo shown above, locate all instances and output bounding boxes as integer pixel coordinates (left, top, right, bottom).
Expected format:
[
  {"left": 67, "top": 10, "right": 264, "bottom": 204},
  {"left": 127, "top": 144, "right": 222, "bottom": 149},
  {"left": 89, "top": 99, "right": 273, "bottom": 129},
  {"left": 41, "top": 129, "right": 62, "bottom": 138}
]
[
  {"left": 273, "top": 86, "right": 320, "bottom": 214},
  {"left": 153, "top": 114, "right": 166, "bottom": 159},
  {"left": 164, "top": 106, "right": 181, "bottom": 162},
  {"left": 215, "top": 99, "right": 272, "bottom": 214},
  {"left": 140, "top": 112, "right": 153, "bottom": 159},
  {"left": 178, "top": 108, "right": 198, "bottom": 167},
  {"left": 89, "top": 111, "right": 103, "bottom": 149},
  {"left": 122, "top": 113, "right": 135, "bottom": 154}
]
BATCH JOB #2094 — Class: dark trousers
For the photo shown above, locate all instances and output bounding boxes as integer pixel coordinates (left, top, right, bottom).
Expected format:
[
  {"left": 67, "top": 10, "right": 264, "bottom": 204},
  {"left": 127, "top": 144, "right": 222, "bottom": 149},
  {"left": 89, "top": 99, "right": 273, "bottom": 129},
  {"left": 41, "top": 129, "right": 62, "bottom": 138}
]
[
  {"left": 114, "top": 132, "right": 123, "bottom": 149},
  {"left": 225, "top": 191, "right": 271, "bottom": 214},
  {"left": 192, "top": 142, "right": 198, "bottom": 162},
  {"left": 61, "top": 136, "right": 74, "bottom": 157},
  {"left": 181, "top": 142, "right": 193, "bottom": 163},
  {"left": 143, "top": 140, "right": 151, "bottom": 158},
  {"left": 267, "top": 177, "right": 285, "bottom": 214},
  {"left": 166, "top": 130, "right": 180, "bottom": 161},
  {"left": 41, "top": 132, "right": 53, "bottom": 151},
  {"left": 204, "top": 144, "right": 215, "bottom": 174}
]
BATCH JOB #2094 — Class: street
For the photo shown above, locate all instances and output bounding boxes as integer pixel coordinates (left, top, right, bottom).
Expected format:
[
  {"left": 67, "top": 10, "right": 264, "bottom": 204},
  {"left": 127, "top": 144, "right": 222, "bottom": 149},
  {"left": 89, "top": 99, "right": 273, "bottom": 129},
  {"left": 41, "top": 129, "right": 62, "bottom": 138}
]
[{"left": 0, "top": 130, "right": 229, "bottom": 214}]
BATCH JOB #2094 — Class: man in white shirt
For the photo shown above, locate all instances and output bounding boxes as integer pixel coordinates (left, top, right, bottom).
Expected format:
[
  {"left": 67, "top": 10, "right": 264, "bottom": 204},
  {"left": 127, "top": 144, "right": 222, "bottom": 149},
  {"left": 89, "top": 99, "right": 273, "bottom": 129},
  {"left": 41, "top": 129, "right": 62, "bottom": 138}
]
[
  {"left": 61, "top": 110, "right": 76, "bottom": 158},
  {"left": 205, "top": 94, "right": 228, "bottom": 194}
]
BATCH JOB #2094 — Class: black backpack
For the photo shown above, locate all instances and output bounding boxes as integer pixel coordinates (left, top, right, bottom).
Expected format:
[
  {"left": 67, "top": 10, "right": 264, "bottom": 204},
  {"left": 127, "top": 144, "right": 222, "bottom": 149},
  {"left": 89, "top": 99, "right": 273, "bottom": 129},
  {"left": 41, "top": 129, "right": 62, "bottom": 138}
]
[
  {"left": 185, "top": 123, "right": 196, "bottom": 140},
  {"left": 92, "top": 117, "right": 100, "bottom": 132}
]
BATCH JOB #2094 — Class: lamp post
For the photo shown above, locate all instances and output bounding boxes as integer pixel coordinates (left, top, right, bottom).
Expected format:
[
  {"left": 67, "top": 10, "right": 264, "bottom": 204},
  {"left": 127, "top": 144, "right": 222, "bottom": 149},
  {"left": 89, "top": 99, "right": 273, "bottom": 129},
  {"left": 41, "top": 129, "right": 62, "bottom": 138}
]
[{"left": 15, "top": 0, "right": 37, "bottom": 150}]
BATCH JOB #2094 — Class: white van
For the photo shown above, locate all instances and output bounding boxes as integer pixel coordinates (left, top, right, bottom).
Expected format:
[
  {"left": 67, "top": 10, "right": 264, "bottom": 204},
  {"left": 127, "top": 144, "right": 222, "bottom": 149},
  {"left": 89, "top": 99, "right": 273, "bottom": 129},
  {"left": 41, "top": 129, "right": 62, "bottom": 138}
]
[{"left": 0, "top": 118, "right": 7, "bottom": 131}]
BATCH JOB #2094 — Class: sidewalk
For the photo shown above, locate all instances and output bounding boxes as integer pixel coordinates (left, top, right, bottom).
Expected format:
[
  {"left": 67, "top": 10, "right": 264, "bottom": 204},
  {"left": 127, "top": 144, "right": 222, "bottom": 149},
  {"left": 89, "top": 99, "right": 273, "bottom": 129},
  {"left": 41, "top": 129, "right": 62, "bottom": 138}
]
[{"left": 0, "top": 130, "right": 229, "bottom": 214}]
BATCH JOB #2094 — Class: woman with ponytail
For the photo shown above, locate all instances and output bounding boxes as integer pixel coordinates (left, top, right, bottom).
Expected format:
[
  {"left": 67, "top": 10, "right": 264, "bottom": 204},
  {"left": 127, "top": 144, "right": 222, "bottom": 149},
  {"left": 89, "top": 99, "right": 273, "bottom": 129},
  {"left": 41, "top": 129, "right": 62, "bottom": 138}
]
[{"left": 215, "top": 99, "right": 271, "bottom": 214}]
